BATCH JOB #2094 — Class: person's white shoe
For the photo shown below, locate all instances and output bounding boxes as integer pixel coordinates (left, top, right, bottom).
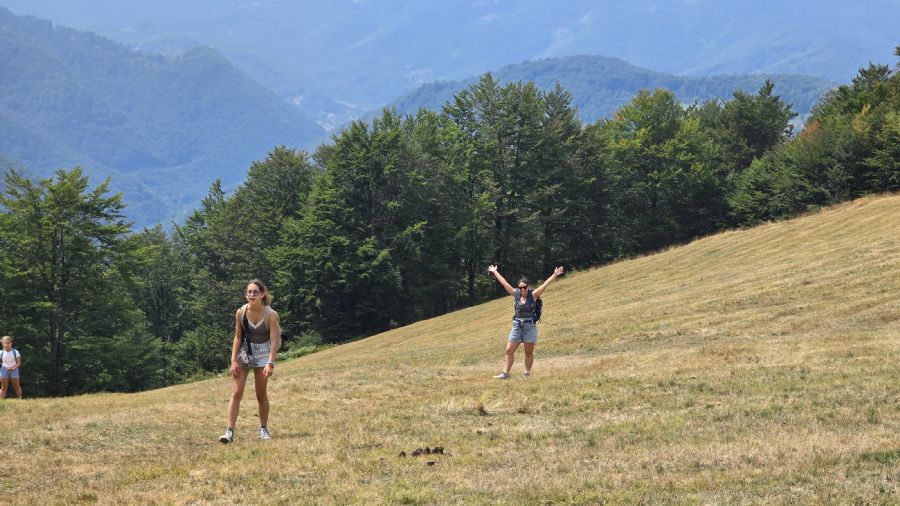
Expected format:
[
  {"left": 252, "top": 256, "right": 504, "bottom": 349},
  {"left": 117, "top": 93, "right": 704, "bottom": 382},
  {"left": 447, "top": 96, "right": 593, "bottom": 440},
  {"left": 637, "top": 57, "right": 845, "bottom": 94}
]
[
  {"left": 219, "top": 427, "right": 234, "bottom": 443},
  {"left": 259, "top": 427, "right": 271, "bottom": 440},
  {"left": 493, "top": 372, "right": 510, "bottom": 379},
  {"left": 523, "top": 371, "right": 530, "bottom": 379}
]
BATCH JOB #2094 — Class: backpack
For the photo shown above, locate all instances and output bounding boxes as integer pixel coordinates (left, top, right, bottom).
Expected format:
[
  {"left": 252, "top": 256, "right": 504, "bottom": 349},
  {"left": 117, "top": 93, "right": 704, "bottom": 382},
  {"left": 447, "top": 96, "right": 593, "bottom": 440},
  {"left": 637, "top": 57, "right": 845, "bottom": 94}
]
[
  {"left": 515, "top": 288, "right": 543, "bottom": 322},
  {"left": 533, "top": 295, "right": 543, "bottom": 322}
]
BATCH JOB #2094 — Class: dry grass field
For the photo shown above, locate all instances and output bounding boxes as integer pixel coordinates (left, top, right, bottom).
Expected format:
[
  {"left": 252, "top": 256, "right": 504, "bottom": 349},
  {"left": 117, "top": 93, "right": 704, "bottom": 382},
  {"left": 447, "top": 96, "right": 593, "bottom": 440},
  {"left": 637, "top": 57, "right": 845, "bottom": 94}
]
[{"left": 1, "top": 195, "right": 898, "bottom": 504}]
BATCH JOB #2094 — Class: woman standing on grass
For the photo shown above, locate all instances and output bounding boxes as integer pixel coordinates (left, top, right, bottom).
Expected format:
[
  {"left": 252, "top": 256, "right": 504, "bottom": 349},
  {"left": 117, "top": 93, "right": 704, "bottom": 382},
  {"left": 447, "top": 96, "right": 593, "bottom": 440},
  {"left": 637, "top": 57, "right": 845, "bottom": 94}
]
[
  {"left": 487, "top": 265, "right": 564, "bottom": 379},
  {"left": 219, "top": 279, "right": 281, "bottom": 443},
  {"left": 1, "top": 335, "right": 22, "bottom": 399}
]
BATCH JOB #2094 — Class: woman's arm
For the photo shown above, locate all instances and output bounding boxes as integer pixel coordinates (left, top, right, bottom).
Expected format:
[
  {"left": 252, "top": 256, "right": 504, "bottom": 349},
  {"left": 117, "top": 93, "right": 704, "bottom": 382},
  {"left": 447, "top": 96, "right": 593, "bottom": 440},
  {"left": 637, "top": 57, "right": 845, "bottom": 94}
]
[
  {"left": 487, "top": 265, "right": 516, "bottom": 296},
  {"left": 263, "top": 311, "right": 281, "bottom": 378},
  {"left": 230, "top": 309, "right": 243, "bottom": 378},
  {"left": 14, "top": 352, "right": 21, "bottom": 371},
  {"left": 532, "top": 266, "right": 565, "bottom": 299}
]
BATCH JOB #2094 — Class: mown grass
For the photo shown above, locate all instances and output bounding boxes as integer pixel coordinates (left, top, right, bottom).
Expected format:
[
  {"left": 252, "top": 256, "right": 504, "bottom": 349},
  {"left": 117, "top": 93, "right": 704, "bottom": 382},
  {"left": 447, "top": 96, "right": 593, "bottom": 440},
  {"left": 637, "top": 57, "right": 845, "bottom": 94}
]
[{"left": 1, "top": 195, "right": 899, "bottom": 504}]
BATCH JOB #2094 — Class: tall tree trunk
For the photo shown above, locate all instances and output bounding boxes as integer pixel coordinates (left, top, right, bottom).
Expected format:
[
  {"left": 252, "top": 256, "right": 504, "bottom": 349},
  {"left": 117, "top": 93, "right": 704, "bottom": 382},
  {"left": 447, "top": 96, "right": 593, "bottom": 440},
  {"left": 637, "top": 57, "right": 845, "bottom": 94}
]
[{"left": 49, "top": 315, "right": 64, "bottom": 396}]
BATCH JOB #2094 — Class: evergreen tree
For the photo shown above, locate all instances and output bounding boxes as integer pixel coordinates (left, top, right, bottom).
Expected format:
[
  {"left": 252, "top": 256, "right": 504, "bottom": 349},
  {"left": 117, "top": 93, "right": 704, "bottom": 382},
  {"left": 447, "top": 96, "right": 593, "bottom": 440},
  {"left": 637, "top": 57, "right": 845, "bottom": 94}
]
[
  {"left": 0, "top": 168, "right": 160, "bottom": 395},
  {"left": 531, "top": 83, "right": 583, "bottom": 273},
  {"left": 273, "top": 112, "right": 428, "bottom": 340},
  {"left": 730, "top": 58, "right": 899, "bottom": 224}
]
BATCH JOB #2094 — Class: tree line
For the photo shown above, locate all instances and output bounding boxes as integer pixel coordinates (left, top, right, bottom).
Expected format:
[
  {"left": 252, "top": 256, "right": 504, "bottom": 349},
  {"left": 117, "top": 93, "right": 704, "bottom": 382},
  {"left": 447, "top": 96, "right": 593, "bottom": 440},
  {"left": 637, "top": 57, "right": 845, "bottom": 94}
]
[{"left": 1, "top": 51, "right": 897, "bottom": 396}]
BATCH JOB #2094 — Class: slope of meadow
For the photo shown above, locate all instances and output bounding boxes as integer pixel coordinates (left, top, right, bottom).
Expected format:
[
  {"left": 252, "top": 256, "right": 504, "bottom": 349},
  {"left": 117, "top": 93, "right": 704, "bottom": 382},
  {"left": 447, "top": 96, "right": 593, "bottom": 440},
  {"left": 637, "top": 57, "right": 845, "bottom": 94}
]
[{"left": 2, "top": 195, "right": 898, "bottom": 504}]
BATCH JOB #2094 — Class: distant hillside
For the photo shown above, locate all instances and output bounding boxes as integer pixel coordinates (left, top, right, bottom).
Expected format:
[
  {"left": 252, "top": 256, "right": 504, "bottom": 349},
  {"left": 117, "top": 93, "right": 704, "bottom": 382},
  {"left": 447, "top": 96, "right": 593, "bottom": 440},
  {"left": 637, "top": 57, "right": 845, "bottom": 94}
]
[
  {"left": 1, "top": 0, "right": 895, "bottom": 111},
  {"left": 0, "top": 8, "right": 325, "bottom": 225},
  {"left": 379, "top": 55, "right": 837, "bottom": 122},
  {"left": 6, "top": 194, "right": 899, "bottom": 502}
]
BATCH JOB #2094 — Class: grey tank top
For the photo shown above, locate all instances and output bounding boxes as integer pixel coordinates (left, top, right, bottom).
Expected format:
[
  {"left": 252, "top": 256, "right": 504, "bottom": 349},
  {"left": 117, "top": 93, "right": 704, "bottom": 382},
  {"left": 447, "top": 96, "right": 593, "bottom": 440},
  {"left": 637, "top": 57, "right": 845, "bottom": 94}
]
[
  {"left": 514, "top": 289, "right": 534, "bottom": 319},
  {"left": 243, "top": 305, "right": 274, "bottom": 344}
]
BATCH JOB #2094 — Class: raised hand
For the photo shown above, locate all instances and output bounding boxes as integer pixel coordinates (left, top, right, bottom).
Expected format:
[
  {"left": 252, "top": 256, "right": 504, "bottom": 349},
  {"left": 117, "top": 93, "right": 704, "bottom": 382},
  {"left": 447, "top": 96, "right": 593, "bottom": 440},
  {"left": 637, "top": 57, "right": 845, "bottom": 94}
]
[
  {"left": 487, "top": 264, "right": 498, "bottom": 273},
  {"left": 554, "top": 266, "right": 565, "bottom": 277}
]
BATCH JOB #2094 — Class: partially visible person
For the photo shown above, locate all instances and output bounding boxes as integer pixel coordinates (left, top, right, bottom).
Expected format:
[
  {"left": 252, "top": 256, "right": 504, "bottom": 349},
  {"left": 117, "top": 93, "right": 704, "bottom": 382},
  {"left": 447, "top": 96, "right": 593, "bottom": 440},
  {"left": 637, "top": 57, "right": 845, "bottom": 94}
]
[
  {"left": 487, "top": 265, "right": 564, "bottom": 379},
  {"left": 219, "top": 280, "right": 281, "bottom": 443},
  {"left": 1, "top": 335, "right": 22, "bottom": 399}
]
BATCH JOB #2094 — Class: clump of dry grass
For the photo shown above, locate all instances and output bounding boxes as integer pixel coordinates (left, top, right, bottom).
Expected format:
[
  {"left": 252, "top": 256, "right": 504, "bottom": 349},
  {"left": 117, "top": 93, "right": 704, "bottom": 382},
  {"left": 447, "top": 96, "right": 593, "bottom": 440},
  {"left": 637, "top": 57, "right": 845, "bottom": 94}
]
[{"left": 1, "top": 195, "right": 899, "bottom": 503}]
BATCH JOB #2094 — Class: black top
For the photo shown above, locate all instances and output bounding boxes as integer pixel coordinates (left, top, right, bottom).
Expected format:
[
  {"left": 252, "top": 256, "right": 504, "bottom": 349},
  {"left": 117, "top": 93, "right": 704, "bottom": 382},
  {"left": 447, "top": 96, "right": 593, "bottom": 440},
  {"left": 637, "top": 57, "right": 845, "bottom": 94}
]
[{"left": 513, "top": 289, "right": 534, "bottom": 320}]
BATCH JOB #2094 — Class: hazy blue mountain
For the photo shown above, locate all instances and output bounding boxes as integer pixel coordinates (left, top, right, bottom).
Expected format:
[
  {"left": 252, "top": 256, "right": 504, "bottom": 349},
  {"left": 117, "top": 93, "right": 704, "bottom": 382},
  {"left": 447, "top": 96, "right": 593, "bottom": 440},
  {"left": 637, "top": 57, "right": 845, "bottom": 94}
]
[
  {"left": 1, "top": 0, "right": 895, "bottom": 115},
  {"left": 378, "top": 56, "right": 837, "bottom": 123},
  {"left": 0, "top": 8, "right": 325, "bottom": 225}
]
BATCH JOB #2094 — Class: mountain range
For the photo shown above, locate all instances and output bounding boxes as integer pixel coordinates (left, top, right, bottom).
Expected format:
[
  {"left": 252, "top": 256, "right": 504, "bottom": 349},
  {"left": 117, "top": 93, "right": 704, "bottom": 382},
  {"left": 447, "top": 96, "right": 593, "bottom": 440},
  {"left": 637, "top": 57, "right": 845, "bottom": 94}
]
[
  {"left": 1, "top": 3, "right": 894, "bottom": 225},
  {"left": 0, "top": 7, "right": 324, "bottom": 224},
  {"left": 379, "top": 55, "right": 835, "bottom": 124},
  {"left": 1, "top": 0, "right": 896, "bottom": 126}
]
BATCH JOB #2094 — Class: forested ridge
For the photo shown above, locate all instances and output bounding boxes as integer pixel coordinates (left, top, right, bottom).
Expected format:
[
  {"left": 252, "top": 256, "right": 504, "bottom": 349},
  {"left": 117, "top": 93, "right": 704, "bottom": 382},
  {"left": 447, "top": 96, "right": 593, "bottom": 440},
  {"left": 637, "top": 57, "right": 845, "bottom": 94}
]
[
  {"left": 380, "top": 55, "right": 835, "bottom": 124},
  {"left": 0, "top": 7, "right": 324, "bottom": 226},
  {"left": 1, "top": 48, "right": 897, "bottom": 397}
]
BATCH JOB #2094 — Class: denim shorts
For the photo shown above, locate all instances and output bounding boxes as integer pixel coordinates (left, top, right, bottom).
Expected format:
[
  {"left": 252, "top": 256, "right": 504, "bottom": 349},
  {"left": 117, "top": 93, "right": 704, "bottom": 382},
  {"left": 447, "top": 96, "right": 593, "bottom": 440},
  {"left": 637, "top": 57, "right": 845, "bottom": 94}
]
[
  {"left": 508, "top": 319, "right": 538, "bottom": 344},
  {"left": 0, "top": 368, "right": 20, "bottom": 379},
  {"left": 248, "top": 341, "right": 271, "bottom": 369}
]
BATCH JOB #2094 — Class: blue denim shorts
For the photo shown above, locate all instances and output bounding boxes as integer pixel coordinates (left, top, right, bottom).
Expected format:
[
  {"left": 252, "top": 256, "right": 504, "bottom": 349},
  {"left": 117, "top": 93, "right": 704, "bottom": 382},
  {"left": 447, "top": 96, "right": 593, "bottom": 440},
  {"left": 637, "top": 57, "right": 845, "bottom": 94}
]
[
  {"left": 508, "top": 319, "right": 538, "bottom": 344},
  {"left": 1, "top": 368, "right": 20, "bottom": 379},
  {"left": 248, "top": 341, "right": 271, "bottom": 369}
]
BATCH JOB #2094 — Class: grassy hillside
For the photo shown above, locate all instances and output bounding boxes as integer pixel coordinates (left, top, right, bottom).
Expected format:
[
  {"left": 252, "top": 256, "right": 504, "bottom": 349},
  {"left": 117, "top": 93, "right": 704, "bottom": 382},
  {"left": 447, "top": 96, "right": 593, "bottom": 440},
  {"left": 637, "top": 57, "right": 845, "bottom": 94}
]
[
  {"left": 380, "top": 55, "right": 835, "bottom": 123},
  {"left": 2, "top": 195, "right": 898, "bottom": 503}
]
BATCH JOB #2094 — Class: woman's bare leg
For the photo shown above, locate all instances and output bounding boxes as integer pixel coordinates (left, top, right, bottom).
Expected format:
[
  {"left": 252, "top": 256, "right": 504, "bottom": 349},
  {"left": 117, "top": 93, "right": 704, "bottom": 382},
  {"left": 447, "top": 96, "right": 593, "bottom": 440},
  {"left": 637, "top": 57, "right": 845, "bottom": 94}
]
[
  {"left": 503, "top": 341, "right": 520, "bottom": 374},
  {"left": 227, "top": 367, "right": 250, "bottom": 427},
  {"left": 253, "top": 367, "right": 269, "bottom": 427},
  {"left": 523, "top": 343, "right": 535, "bottom": 373}
]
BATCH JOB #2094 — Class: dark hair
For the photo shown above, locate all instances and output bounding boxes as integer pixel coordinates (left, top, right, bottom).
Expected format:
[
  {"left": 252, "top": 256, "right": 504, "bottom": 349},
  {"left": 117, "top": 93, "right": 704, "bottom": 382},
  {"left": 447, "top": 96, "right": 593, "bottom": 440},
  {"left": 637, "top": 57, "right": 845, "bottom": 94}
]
[
  {"left": 246, "top": 279, "right": 273, "bottom": 306},
  {"left": 517, "top": 277, "right": 529, "bottom": 288}
]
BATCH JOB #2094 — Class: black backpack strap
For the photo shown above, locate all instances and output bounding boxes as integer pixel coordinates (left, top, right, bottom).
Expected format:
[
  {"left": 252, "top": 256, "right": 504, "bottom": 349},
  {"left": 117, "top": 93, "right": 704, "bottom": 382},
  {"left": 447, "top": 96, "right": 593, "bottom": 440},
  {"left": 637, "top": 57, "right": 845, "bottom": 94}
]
[
  {"left": 512, "top": 288, "right": 518, "bottom": 315},
  {"left": 240, "top": 305, "right": 253, "bottom": 358}
]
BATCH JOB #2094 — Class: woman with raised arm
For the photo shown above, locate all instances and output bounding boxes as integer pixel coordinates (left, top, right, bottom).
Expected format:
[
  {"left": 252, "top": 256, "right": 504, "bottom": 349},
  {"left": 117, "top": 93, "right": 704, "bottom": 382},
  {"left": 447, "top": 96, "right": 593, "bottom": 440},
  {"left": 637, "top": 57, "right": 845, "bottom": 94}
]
[
  {"left": 487, "top": 265, "right": 564, "bottom": 379},
  {"left": 219, "top": 279, "right": 281, "bottom": 443}
]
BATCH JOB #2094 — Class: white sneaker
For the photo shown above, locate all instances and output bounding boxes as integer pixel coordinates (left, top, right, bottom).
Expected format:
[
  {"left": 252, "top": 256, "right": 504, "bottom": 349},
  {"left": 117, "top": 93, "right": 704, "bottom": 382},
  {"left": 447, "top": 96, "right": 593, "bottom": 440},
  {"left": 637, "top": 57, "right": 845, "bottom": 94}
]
[
  {"left": 493, "top": 372, "right": 510, "bottom": 379},
  {"left": 259, "top": 427, "right": 271, "bottom": 440},
  {"left": 523, "top": 371, "right": 530, "bottom": 379},
  {"left": 219, "top": 427, "right": 234, "bottom": 443}
]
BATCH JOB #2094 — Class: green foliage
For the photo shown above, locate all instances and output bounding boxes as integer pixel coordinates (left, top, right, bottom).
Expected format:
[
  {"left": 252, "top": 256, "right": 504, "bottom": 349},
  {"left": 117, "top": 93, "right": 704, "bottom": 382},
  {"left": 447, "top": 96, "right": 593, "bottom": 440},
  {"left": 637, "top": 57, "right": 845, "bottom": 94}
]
[
  {"left": 730, "top": 60, "right": 900, "bottom": 224},
  {"left": 170, "top": 325, "right": 233, "bottom": 379},
  {"left": 273, "top": 113, "right": 429, "bottom": 340},
  {"left": 3, "top": 49, "right": 897, "bottom": 396},
  {"left": 711, "top": 80, "right": 798, "bottom": 177},
  {"left": 0, "top": 168, "right": 157, "bottom": 395},
  {"left": 596, "top": 90, "right": 725, "bottom": 252},
  {"left": 131, "top": 225, "right": 192, "bottom": 344}
]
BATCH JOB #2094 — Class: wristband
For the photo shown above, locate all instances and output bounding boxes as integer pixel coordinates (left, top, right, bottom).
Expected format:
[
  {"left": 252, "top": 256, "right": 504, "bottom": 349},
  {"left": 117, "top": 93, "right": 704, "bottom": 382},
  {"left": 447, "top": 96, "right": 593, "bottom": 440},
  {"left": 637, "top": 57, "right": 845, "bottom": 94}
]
[{"left": 266, "top": 361, "right": 275, "bottom": 367}]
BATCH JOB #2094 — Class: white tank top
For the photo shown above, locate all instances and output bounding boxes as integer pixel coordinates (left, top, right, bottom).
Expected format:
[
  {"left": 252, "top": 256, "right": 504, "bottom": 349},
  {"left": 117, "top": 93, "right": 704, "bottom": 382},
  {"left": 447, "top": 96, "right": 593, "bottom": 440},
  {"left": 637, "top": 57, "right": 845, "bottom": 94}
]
[{"left": 1, "top": 349, "right": 18, "bottom": 368}]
